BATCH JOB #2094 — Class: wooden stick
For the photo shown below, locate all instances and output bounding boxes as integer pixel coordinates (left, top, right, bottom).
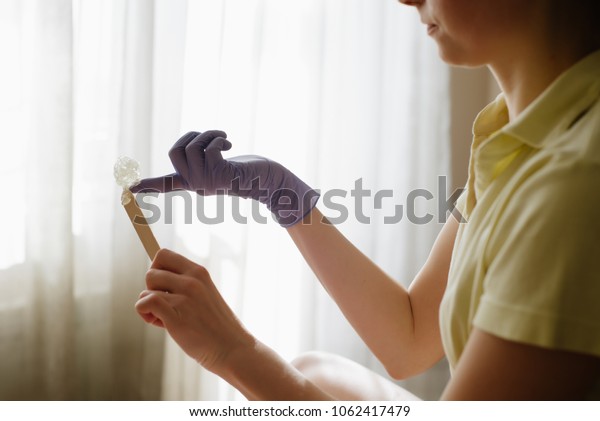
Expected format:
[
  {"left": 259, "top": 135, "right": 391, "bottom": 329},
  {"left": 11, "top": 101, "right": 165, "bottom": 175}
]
[{"left": 122, "top": 190, "right": 160, "bottom": 260}]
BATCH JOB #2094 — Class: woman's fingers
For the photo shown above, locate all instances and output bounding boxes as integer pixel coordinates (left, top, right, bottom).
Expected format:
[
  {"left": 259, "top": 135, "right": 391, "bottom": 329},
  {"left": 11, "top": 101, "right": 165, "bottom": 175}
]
[
  {"left": 145, "top": 267, "right": 187, "bottom": 294},
  {"left": 135, "top": 290, "right": 178, "bottom": 327},
  {"left": 139, "top": 310, "right": 165, "bottom": 328},
  {"left": 151, "top": 248, "right": 203, "bottom": 275},
  {"left": 146, "top": 249, "right": 211, "bottom": 296}
]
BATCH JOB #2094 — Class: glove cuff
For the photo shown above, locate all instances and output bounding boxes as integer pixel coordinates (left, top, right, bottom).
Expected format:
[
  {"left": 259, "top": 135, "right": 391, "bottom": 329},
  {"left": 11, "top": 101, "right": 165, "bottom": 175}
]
[{"left": 268, "top": 184, "right": 320, "bottom": 227}]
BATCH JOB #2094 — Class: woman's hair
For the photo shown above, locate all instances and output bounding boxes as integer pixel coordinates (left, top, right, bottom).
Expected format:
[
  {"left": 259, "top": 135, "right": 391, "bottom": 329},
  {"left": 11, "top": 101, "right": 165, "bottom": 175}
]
[{"left": 546, "top": 1, "right": 600, "bottom": 49}]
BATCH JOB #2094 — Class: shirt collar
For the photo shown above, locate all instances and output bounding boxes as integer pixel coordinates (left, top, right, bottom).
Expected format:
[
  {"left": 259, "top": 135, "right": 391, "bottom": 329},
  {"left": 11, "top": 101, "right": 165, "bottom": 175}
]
[
  {"left": 472, "top": 93, "right": 509, "bottom": 146},
  {"left": 502, "top": 48, "right": 600, "bottom": 148},
  {"left": 464, "top": 49, "right": 600, "bottom": 215},
  {"left": 472, "top": 49, "right": 600, "bottom": 150}
]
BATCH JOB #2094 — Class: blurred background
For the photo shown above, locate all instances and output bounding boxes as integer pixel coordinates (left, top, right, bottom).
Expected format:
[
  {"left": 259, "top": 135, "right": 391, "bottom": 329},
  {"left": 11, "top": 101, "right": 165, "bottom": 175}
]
[{"left": 0, "top": 0, "right": 498, "bottom": 400}]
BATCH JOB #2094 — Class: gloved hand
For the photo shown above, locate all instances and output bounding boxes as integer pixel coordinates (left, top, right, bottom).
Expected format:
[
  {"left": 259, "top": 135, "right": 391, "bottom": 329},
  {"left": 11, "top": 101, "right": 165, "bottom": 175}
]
[{"left": 131, "top": 130, "right": 320, "bottom": 227}]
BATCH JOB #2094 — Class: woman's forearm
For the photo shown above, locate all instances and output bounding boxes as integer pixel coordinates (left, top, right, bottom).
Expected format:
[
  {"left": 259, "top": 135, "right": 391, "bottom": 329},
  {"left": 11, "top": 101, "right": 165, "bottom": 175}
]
[
  {"left": 286, "top": 208, "right": 418, "bottom": 376},
  {"left": 287, "top": 208, "right": 457, "bottom": 378},
  {"left": 221, "top": 339, "right": 334, "bottom": 401}
]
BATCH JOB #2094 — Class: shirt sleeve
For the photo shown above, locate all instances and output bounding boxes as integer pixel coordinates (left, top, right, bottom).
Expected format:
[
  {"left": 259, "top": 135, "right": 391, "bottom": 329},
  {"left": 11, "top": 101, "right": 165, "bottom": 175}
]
[{"left": 473, "top": 162, "right": 600, "bottom": 358}]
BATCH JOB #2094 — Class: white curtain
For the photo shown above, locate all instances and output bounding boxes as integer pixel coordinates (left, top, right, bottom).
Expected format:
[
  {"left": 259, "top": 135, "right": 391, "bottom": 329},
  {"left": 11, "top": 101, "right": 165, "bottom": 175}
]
[{"left": 0, "top": 0, "right": 452, "bottom": 400}]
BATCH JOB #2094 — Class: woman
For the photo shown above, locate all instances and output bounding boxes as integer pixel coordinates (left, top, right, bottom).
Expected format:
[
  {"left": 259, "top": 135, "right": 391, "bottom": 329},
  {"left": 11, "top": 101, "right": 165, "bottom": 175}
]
[{"left": 132, "top": 0, "right": 600, "bottom": 399}]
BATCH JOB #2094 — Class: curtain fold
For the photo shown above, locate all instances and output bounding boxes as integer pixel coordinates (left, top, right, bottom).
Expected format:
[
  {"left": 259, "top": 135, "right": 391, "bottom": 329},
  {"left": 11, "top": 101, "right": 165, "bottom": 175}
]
[
  {"left": 0, "top": 0, "right": 464, "bottom": 401},
  {"left": 1, "top": 0, "right": 167, "bottom": 400},
  {"left": 1, "top": 0, "right": 77, "bottom": 400}
]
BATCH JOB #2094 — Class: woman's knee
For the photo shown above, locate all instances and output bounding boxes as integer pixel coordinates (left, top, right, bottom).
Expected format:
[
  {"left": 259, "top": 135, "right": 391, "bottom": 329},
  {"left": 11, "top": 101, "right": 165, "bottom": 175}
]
[
  {"left": 291, "top": 351, "right": 421, "bottom": 400},
  {"left": 291, "top": 351, "right": 337, "bottom": 380}
]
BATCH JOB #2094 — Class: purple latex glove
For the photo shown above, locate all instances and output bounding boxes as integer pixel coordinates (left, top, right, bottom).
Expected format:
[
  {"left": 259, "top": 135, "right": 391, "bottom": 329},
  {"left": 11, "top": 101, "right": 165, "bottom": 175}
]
[{"left": 131, "top": 130, "right": 320, "bottom": 227}]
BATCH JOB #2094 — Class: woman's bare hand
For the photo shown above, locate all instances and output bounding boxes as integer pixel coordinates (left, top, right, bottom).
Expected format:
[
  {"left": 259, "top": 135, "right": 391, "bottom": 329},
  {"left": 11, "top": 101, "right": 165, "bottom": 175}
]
[{"left": 135, "top": 248, "right": 255, "bottom": 374}]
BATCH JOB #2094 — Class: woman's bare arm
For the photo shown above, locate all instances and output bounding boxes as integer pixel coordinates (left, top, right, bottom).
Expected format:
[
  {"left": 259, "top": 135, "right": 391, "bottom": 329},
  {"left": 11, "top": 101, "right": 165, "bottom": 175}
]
[
  {"left": 442, "top": 328, "right": 600, "bottom": 399},
  {"left": 287, "top": 208, "right": 459, "bottom": 379}
]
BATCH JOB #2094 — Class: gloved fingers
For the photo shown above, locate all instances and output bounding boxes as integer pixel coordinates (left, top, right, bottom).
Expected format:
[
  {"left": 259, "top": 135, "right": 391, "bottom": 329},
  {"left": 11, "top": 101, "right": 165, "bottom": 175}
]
[
  {"left": 130, "top": 173, "right": 187, "bottom": 193},
  {"left": 168, "top": 131, "right": 199, "bottom": 180},
  {"left": 184, "top": 130, "right": 228, "bottom": 165},
  {"left": 204, "top": 137, "right": 233, "bottom": 163}
]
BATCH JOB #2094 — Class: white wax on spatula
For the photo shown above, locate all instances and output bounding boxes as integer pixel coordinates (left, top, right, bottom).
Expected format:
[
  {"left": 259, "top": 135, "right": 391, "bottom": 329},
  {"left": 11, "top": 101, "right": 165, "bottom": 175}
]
[
  {"left": 113, "top": 156, "right": 141, "bottom": 204},
  {"left": 113, "top": 156, "right": 160, "bottom": 259}
]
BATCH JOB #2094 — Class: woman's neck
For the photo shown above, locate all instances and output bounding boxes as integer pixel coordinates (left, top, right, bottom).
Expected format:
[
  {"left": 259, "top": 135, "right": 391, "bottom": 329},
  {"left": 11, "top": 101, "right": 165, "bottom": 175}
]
[
  {"left": 489, "top": 44, "right": 598, "bottom": 122},
  {"left": 488, "top": 6, "right": 600, "bottom": 122}
]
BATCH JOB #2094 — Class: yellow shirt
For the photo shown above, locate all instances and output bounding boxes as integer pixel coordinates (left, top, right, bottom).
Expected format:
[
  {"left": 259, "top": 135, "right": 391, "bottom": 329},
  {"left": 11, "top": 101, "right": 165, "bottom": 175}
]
[{"left": 440, "top": 50, "right": 600, "bottom": 376}]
